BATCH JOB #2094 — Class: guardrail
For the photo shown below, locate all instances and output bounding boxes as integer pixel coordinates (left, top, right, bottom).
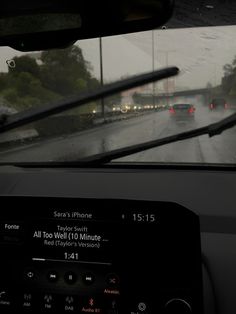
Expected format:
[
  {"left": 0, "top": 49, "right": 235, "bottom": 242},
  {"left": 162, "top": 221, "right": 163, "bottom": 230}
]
[{"left": 0, "top": 107, "right": 167, "bottom": 148}]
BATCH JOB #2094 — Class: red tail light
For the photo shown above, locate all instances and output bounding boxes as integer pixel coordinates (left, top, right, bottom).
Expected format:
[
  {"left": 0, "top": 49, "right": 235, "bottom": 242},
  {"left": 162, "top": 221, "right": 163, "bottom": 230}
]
[
  {"left": 188, "top": 107, "right": 195, "bottom": 114},
  {"left": 169, "top": 107, "right": 175, "bottom": 114},
  {"left": 210, "top": 104, "right": 214, "bottom": 109}
]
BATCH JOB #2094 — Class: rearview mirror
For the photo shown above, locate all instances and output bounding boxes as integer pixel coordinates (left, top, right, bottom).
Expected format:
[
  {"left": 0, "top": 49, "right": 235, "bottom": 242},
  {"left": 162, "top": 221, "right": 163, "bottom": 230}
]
[{"left": 0, "top": 0, "right": 174, "bottom": 51}]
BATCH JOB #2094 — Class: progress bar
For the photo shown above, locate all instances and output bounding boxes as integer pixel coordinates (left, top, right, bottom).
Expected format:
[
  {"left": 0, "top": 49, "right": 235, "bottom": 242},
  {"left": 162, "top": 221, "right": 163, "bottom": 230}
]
[{"left": 32, "top": 257, "right": 112, "bottom": 265}]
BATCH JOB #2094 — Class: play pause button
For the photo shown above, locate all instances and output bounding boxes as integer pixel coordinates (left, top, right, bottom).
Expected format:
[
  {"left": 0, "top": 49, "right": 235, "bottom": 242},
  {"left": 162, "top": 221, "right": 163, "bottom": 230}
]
[{"left": 64, "top": 272, "right": 77, "bottom": 284}]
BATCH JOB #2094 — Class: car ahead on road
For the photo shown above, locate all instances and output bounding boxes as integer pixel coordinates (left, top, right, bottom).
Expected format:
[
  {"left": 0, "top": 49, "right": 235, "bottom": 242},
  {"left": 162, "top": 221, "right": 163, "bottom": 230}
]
[
  {"left": 209, "top": 98, "right": 228, "bottom": 110},
  {"left": 169, "top": 103, "right": 195, "bottom": 121}
]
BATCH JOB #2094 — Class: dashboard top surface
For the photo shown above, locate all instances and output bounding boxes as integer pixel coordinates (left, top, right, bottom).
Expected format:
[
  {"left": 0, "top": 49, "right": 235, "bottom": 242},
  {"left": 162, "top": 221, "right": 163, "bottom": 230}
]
[{"left": 0, "top": 166, "right": 235, "bottom": 219}]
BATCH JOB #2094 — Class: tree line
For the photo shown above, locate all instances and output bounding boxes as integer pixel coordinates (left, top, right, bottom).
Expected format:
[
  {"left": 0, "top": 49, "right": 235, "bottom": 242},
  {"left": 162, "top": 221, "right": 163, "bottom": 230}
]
[
  {"left": 207, "top": 56, "right": 236, "bottom": 99},
  {"left": 0, "top": 45, "right": 100, "bottom": 112},
  {"left": 222, "top": 56, "right": 236, "bottom": 97}
]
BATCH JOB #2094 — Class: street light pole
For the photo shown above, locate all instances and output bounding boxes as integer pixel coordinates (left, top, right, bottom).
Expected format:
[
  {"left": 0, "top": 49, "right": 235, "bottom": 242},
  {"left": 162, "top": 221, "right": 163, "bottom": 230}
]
[
  {"left": 214, "top": 64, "right": 217, "bottom": 87},
  {"left": 156, "top": 50, "right": 175, "bottom": 107},
  {"left": 152, "top": 30, "right": 155, "bottom": 107},
  {"left": 99, "top": 37, "right": 105, "bottom": 121}
]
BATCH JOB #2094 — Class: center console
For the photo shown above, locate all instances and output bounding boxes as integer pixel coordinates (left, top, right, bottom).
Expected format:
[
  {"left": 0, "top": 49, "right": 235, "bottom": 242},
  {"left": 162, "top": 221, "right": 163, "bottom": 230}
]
[{"left": 0, "top": 197, "right": 203, "bottom": 313}]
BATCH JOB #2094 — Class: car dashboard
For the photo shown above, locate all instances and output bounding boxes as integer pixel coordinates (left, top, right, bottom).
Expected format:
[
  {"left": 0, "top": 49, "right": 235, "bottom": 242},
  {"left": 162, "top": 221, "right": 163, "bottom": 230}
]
[
  {"left": 0, "top": 165, "right": 235, "bottom": 314},
  {"left": 0, "top": 195, "right": 202, "bottom": 314}
]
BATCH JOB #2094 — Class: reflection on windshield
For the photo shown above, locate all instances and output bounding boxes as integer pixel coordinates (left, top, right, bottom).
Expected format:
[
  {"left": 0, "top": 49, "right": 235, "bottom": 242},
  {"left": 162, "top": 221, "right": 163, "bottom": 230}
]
[{"left": 0, "top": 26, "right": 236, "bottom": 164}]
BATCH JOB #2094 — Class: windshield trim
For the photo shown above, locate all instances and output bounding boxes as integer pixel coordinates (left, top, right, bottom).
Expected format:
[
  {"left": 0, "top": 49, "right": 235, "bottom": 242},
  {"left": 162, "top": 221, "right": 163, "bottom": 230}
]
[{"left": 0, "top": 161, "right": 235, "bottom": 170}]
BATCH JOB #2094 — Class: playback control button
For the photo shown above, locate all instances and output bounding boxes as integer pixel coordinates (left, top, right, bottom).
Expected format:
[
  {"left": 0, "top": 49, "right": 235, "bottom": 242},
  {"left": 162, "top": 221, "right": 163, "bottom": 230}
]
[
  {"left": 24, "top": 269, "right": 35, "bottom": 280},
  {"left": 64, "top": 272, "right": 77, "bottom": 284},
  {"left": 0, "top": 290, "right": 11, "bottom": 308},
  {"left": 82, "top": 273, "right": 95, "bottom": 285},
  {"left": 106, "top": 274, "right": 119, "bottom": 287},
  {"left": 48, "top": 271, "right": 58, "bottom": 283}
]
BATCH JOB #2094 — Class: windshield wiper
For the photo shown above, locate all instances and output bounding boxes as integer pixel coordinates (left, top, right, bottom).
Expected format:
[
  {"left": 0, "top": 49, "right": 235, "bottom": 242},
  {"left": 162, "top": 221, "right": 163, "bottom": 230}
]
[
  {"left": 77, "top": 112, "right": 236, "bottom": 164},
  {"left": 0, "top": 67, "right": 179, "bottom": 134}
]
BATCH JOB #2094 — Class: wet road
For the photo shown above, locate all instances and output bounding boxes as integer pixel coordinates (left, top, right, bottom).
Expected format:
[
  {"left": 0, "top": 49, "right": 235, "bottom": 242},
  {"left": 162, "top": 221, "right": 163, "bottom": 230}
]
[
  {"left": 0, "top": 103, "right": 235, "bottom": 164},
  {"left": 121, "top": 106, "right": 236, "bottom": 164}
]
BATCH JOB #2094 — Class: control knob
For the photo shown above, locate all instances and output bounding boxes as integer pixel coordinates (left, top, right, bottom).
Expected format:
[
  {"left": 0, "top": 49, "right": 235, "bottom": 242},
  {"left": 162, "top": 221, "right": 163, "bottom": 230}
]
[{"left": 164, "top": 298, "right": 192, "bottom": 314}]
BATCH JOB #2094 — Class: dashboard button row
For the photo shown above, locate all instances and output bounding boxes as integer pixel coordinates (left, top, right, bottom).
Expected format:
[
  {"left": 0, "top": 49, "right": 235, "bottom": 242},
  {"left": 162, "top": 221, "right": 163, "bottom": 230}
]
[
  {"left": 26, "top": 270, "right": 119, "bottom": 287},
  {"left": 0, "top": 292, "right": 119, "bottom": 313},
  {"left": 47, "top": 271, "right": 95, "bottom": 285}
]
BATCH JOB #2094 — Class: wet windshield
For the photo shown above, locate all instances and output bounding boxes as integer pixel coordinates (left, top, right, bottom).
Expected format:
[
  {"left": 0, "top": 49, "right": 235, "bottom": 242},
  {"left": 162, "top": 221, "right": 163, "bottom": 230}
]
[{"left": 0, "top": 25, "right": 235, "bottom": 164}]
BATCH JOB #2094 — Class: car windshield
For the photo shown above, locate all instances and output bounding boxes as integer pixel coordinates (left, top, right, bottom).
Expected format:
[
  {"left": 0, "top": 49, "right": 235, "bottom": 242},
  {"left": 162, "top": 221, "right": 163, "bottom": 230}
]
[
  {"left": 212, "top": 98, "right": 225, "bottom": 105},
  {"left": 0, "top": 25, "right": 235, "bottom": 165},
  {"left": 172, "top": 104, "right": 192, "bottom": 109}
]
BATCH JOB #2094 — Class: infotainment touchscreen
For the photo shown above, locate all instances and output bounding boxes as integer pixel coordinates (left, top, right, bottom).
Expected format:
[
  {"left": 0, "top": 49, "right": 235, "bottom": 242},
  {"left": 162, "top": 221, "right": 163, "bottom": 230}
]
[
  {"left": 0, "top": 197, "right": 203, "bottom": 314},
  {"left": 23, "top": 206, "right": 156, "bottom": 265}
]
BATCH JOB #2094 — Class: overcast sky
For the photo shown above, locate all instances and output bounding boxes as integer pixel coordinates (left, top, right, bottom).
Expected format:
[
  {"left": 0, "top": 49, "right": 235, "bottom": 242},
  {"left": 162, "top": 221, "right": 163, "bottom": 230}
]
[
  {"left": 78, "top": 25, "right": 236, "bottom": 90},
  {"left": 1, "top": 25, "right": 236, "bottom": 91}
]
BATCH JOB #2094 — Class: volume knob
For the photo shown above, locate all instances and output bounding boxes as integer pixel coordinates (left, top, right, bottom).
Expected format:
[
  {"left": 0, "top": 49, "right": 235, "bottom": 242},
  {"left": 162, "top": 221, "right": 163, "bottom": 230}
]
[{"left": 164, "top": 299, "right": 192, "bottom": 314}]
